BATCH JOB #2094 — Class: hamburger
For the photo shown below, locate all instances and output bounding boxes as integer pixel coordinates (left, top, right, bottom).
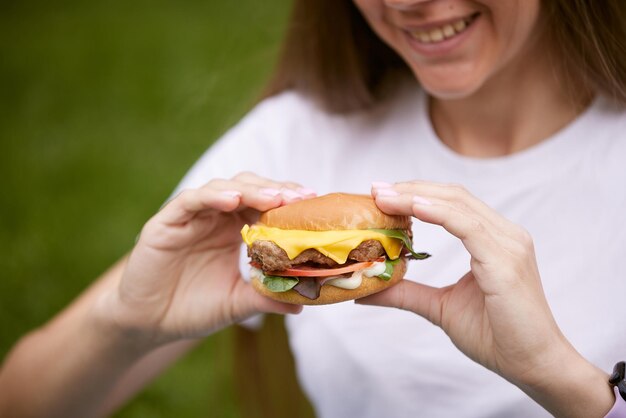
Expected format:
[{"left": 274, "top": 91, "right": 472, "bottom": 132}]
[{"left": 240, "top": 193, "right": 429, "bottom": 305}]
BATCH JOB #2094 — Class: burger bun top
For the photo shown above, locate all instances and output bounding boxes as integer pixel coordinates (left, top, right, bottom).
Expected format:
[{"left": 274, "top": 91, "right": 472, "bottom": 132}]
[{"left": 259, "top": 193, "right": 410, "bottom": 231}]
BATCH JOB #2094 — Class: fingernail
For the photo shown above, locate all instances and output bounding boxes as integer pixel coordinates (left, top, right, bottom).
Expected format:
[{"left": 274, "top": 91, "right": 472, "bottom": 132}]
[
  {"left": 297, "top": 187, "right": 317, "bottom": 196},
  {"left": 281, "top": 189, "right": 304, "bottom": 200},
  {"left": 260, "top": 188, "right": 281, "bottom": 197},
  {"left": 221, "top": 190, "right": 242, "bottom": 198},
  {"left": 372, "top": 181, "right": 393, "bottom": 189},
  {"left": 413, "top": 195, "right": 432, "bottom": 206},
  {"left": 376, "top": 188, "right": 399, "bottom": 197}
]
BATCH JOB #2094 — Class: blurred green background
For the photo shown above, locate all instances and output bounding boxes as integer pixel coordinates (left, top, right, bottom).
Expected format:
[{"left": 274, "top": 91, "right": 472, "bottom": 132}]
[{"left": 0, "top": 0, "right": 291, "bottom": 416}]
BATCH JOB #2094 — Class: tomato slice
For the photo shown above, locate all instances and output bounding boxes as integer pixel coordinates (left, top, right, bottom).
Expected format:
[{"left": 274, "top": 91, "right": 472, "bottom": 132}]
[{"left": 251, "top": 257, "right": 385, "bottom": 277}]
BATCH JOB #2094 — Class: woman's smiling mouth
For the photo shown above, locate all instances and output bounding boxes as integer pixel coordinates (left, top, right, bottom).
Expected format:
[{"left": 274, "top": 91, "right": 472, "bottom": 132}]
[
  {"left": 408, "top": 12, "right": 480, "bottom": 44},
  {"left": 401, "top": 12, "right": 481, "bottom": 58}
]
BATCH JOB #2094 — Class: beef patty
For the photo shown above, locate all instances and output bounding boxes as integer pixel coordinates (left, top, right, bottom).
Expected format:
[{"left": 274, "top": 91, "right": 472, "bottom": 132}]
[{"left": 248, "top": 239, "right": 386, "bottom": 272}]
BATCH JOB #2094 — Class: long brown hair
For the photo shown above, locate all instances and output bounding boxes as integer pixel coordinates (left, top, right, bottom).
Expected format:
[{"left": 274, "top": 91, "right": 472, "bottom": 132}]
[{"left": 263, "top": 0, "right": 626, "bottom": 113}]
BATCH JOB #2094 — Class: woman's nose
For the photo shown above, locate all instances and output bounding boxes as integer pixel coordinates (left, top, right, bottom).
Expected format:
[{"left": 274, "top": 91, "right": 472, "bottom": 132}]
[{"left": 383, "top": 0, "right": 433, "bottom": 11}]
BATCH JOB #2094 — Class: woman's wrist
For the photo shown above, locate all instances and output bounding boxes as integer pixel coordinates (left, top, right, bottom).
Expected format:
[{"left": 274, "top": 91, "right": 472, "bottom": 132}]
[
  {"left": 90, "top": 286, "right": 166, "bottom": 355},
  {"left": 515, "top": 343, "right": 614, "bottom": 417}
]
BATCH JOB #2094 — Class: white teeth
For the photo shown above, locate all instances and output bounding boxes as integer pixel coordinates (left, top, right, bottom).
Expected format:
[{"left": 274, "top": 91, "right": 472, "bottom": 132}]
[
  {"left": 410, "top": 15, "right": 474, "bottom": 44},
  {"left": 442, "top": 24, "right": 455, "bottom": 38},
  {"left": 453, "top": 19, "right": 467, "bottom": 32},
  {"left": 429, "top": 28, "right": 444, "bottom": 42}
]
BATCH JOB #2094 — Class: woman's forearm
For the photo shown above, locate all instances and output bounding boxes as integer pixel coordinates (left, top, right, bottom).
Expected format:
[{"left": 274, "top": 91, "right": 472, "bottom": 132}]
[
  {"left": 0, "top": 258, "right": 183, "bottom": 418},
  {"left": 0, "top": 308, "right": 152, "bottom": 418},
  {"left": 0, "top": 257, "right": 161, "bottom": 418},
  {"left": 0, "top": 182, "right": 304, "bottom": 417}
]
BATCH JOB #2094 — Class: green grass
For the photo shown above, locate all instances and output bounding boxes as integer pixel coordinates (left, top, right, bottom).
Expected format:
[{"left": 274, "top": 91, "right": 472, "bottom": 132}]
[{"left": 0, "top": 0, "right": 291, "bottom": 416}]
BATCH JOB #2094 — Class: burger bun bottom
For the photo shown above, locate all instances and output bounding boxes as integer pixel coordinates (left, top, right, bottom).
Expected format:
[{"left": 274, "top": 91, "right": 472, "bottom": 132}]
[{"left": 250, "top": 258, "right": 407, "bottom": 305}]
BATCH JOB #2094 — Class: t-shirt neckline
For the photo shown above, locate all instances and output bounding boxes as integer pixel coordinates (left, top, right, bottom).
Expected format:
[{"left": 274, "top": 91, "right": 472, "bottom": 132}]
[{"left": 413, "top": 89, "right": 600, "bottom": 189}]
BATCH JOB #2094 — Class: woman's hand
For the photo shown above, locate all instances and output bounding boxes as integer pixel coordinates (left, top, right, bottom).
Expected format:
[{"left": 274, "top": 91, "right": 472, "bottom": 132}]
[
  {"left": 99, "top": 172, "right": 312, "bottom": 347},
  {"left": 359, "top": 181, "right": 613, "bottom": 417},
  {"left": 0, "top": 173, "right": 314, "bottom": 418}
]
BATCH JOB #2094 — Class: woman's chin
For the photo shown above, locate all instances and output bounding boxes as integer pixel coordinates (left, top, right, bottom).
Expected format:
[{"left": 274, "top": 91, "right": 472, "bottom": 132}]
[
  {"left": 411, "top": 68, "right": 487, "bottom": 100},
  {"left": 424, "top": 88, "right": 474, "bottom": 101},
  {"left": 419, "top": 80, "right": 483, "bottom": 101}
]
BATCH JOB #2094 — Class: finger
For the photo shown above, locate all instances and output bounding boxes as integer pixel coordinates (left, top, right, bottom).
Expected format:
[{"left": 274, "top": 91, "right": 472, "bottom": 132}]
[
  {"left": 235, "top": 282, "right": 303, "bottom": 317},
  {"left": 373, "top": 181, "right": 512, "bottom": 233},
  {"left": 232, "top": 171, "right": 301, "bottom": 190},
  {"left": 203, "top": 178, "right": 290, "bottom": 210},
  {"left": 232, "top": 171, "right": 317, "bottom": 200},
  {"left": 208, "top": 178, "right": 319, "bottom": 211},
  {"left": 223, "top": 175, "right": 317, "bottom": 204},
  {"left": 410, "top": 200, "right": 501, "bottom": 262},
  {"left": 373, "top": 192, "right": 500, "bottom": 262},
  {"left": 356, "top": 280, "right": 445, "bottom": 327},
  {"left": 158, "top": 187, "right": 244, "bottom": 225},
  {"left": 252, "top": 292, "right": 303, "bottom": 315},
  {"left": 371, "top": 189, "right": 423, "bottom": 215},
  {"left": 371, "top": 181, "right": 515, "bottom": 248},
  {"left": 158, "top": 178, "right": 291, "bottom": 226},
  {"left": 402, "top": 181, "right": 516, "bottom": 233}
]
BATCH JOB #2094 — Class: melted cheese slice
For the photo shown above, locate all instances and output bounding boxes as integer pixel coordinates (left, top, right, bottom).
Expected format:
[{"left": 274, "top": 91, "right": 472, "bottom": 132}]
[{"left": 241, "top": 225, "right": 403, "bottom": 264}]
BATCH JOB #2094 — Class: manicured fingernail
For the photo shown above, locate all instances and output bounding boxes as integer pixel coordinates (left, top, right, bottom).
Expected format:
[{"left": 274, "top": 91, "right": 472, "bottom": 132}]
[
  {"left": 297, "top": 187, "right": 317, "bottom": 196},
  {"left": 221, "top": 190, "right": 242, "bottom": 198},
  {"left": 282, "top": 189, "right": 303, "bottom": 199},
  {"left": 260, "top": 188, "right": 281, "bottom": 197},
  {"left": 372, "top": 181, "right": 393, "bottom": 189},
  {"left": 376, "top": 188, "right": 399, "bottom": 197},
  {"left": 413, "top": 195, "right": 432, "bottom": 205}
]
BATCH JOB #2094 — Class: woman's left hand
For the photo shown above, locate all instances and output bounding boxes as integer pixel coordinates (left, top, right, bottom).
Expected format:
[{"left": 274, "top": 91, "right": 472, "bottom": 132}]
[{"left": 359, "top": 181, "right": 613, "bottom": 417}]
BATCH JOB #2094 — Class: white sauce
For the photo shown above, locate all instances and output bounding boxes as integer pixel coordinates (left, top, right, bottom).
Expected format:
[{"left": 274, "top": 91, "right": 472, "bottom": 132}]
[
  {"left": 252, "top": 260, "right": 388, "bottom": 290},
  {"left": 250, "top": 267, "right": 264, "bottom": 283},
  {"left": 325, "top": 271, "right": 364, "bottom": 289},
  {"left": 362, "top": 261, "right": 387, "bottom": 278},
  {"left": 325, "top": 260, "right": 387, "bottom": 289}
]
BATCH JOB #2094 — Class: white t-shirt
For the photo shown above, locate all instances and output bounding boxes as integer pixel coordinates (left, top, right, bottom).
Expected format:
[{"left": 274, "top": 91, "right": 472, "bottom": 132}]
[{"left": 174, "top": 83, "right": 626, "bottom": 418}]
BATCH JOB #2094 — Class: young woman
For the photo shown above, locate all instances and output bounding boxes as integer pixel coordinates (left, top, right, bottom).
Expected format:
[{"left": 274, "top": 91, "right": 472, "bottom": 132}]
[{"left": 1, "top": 0, "right": 625, "bottom": 417}]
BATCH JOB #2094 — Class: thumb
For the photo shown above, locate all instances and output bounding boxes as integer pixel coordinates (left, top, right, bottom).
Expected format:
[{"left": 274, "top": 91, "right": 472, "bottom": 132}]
[
  {"left": 356, "top": 279, "right": 445, "bottom": 326},
  {"left": 238, "top": 283, "right": 303, "bottom": 317}
]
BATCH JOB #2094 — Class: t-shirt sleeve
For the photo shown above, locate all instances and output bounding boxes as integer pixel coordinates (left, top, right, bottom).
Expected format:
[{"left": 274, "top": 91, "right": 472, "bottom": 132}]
[
  {"left": 166, "top": 92, "right": 312, "bottom": 330},
  {"left": 170, "top": 91, "right": 309, "bottom": 197}
]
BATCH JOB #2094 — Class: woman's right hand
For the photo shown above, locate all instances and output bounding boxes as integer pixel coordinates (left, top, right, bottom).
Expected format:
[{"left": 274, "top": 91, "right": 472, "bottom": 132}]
[
  {"left": 359, "top": 181, "right": 614, "bottom": 417},
  {"left": 97, "top": 172, "right": 313, "bottom": 348}
]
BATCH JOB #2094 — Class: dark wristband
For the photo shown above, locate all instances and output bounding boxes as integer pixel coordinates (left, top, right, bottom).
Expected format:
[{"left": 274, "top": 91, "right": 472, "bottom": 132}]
[
  {"left": 610, "top": 362, "right": 626, "bottom": 402},
  {"left": 605, "top": 362, "right": 626, "bottom": 418}
]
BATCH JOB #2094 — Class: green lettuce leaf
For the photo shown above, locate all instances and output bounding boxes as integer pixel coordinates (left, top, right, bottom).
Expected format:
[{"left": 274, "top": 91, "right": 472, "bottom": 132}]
[
  {"left": 378, "top": 258, "right": 400, "bottom": 281},
  {"left": 369, "top": 229, "right": 431, "bottom": 260},
  {"left": 261, "top": 274, "right": 299, "bottom": 292}
]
